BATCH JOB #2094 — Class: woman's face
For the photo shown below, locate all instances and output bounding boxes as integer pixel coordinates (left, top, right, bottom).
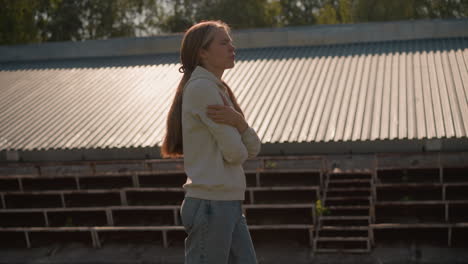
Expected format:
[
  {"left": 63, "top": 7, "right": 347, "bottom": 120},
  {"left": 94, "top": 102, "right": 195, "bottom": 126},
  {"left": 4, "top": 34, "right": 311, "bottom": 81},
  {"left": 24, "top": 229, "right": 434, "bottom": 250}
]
[{"left": 200, "top": 28, "right": 236, "bottom": 70}]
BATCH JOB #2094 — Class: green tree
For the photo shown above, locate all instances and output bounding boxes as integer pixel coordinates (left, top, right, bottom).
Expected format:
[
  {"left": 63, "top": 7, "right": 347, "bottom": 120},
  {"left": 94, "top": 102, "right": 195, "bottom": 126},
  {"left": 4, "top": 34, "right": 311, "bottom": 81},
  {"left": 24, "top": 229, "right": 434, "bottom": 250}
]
[
  {"left": 351, "top": 0, "right": 467, "bottom": 22},
  {"left": 425, "top": 0, "right": 467, "bottom": 18},
  {"left": 157, "top": 0, "right": 281, "bottom": 33},
  {"left": 2, "top": 0, "right": 467, "bottom": 43},
  {"left": 195, "top": 0, "right": 278, "bottom": 29},
  {"left": 317, "top": 3, "right": 339, "bottom": 24},
  {"left": 316, "top": 0, "right": 352, "bottom": 24},
  {"left": 1, "top": 0, "right": 162, "bottom": 44},
  {"left": 37, "top": 0, "right": 84, "bottom": 41},
  {"left": 157, "top": 0, "right": 196, "bottom": 33},
  {"left": 277, "top": 0, "right": 319, "bottom": 26},
  {"left": 353, "top": 0, "right": 418, "bottom": 22},
  {"left": 339, "top": 0, "right": 353, "bottom": 23},
  {"left": 51, "top": 0, "right": 161, "bottom": 40},
  {"left": 0, "top": 0, "right": 42, "bottom": 44}
]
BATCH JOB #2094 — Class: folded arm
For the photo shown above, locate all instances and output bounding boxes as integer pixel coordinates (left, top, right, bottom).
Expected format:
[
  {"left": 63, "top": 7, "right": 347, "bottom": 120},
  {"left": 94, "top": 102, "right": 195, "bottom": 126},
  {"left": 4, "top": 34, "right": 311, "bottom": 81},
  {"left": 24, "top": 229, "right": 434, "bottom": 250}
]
[{"left": 184, "top": 79, "right": 249, "bottom": 165}]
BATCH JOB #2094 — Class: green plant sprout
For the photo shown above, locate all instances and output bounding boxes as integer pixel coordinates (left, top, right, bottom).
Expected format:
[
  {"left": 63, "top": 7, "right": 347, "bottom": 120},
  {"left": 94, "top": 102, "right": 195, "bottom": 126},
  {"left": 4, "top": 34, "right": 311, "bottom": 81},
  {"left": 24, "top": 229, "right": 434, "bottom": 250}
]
[
  {"left": 315, "top": 199, "right": 331, "bottom": 216},
  {"left": 265, "top": 161, "right": 277, "bottom": 169}
]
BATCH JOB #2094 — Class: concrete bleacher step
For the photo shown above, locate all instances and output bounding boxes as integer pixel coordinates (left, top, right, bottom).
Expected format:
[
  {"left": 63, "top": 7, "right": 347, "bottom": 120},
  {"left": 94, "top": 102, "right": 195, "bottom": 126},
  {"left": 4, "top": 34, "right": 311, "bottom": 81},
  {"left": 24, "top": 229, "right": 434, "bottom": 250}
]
[
  {"left": 0, "top": 158, "right": 321, "bottom": 251},
  {"left": 0, "top": 178, "right": 20, "bottom": 191},
  {"left": 21, "top": 177, "right": 78, "bottom": 191},
  {"left": 0, "top": 226, "right": 186, "bottom": 248},
  {"left": 328, "top": 173, "right": 372, "bottom": 181},
  {"left": 0, "top": 173, "right": 190, "bottom": 192},
  {"left": 93, "top": 226, "right": 186, "bottom": 248},
  {"left": 0, "top": 169, "right": 323, "bottom": 191},
  {"left": 328, "top": 179, "right": 371, "bottom": 183},
  {"left": 324, "top": 196, "right": 370, "bottom": 206},
  {"left": 0, "top": 203, "right": 316, "bottom": 228},
  {"left": 320, "top": 216, "right": 371, "bottom": 221},
  {"left": 244, "top": 206, "right": 315, "bottom": 225},
  {"left": 0, "top": 224, "right": 317, "bottom": 249},
  {"left": 326, "top": 187, "right": 370, "bottom": 192},
  {"left": 327, "top": 205, "right": 370, "bottom": 210},
  {"left": 2, "top": 155, "right": 466, "bottom": 255},
  {"left": 314, "top": 248, "right": 370, "bottom": 253},
  {"left": 377, "top": 168, "right": 441, "bottom": 183},
  {"left": 325, "top": 196, "right": 370, "bottom": 200},
  {"left": 316, "top": 236, "right": 368, "bottom": 241},
  {"left": 327, "top": 205, "right": 370, "bottom": 216},
  {"left": 314, "top": 170, "right": 374, "bottom": 254},
  {"left": 1, "top": 186, "right": 319, "bottom": 209},
  {"left": 247, "top": 186, "right": 319, "bottom": 203},
  {"left": 249, "top": 224, "right": 315, "bottom": 247},
  {"left": 314, "top": 237, "right": 371, "bottom": 253},
  {"left": 326, "top": 188, "right": 371, "bottom": 198},
  {"left": 320, "top": 216, "right": 370, "bottom": 227},
  {"left": 256, "top": 171, "right": 321, "bottom": 187},
  {"left": 328, "top": 179, "right": 371, "bottom": 188},
  {"left": 319, "top": 226, "right": 369, "bottom": 237},
  {"left": 321, "top": 225, "right": 369, "bottom": 230}
]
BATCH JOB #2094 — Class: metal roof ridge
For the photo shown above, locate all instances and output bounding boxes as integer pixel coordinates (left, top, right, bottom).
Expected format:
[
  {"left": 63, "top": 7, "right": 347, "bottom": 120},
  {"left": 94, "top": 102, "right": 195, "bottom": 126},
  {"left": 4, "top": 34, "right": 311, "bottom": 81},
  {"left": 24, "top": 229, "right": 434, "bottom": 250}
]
[{"left": 1, "top": 19, "right": 468, "bottom": 63}]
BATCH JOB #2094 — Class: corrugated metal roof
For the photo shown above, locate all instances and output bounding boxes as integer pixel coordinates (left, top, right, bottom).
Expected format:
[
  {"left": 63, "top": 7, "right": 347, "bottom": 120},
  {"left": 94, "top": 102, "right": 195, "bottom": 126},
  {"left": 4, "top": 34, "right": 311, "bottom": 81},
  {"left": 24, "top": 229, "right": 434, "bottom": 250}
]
[{"left": 1, "top": 37, "right": 467, "bottom": 151}]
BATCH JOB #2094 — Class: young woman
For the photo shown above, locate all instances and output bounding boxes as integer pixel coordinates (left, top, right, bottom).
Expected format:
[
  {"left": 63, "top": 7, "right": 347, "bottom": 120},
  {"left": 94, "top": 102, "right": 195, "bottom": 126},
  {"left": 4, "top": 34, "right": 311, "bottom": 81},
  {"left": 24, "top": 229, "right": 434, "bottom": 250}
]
[{"left": 161, "top": 20, "right": 262, "bottom": 264}]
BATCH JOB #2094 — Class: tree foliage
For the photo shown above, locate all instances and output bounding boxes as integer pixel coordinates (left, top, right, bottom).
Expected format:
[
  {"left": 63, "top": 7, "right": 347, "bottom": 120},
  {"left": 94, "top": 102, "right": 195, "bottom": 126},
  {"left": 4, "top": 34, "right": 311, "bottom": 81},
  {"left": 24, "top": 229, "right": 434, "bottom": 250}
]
[
  {"left": 0, "top": 0, "right": 161, "bottom": 45},
  {"left": 277, "top": 0, "right": 319, "bottom": 26},
  {"left": 1, "top": 0, "right": 467, "bottom": 45},
  {"left": 158, "top": 0, "right": 281, "bottom": 32},
  {"left": 157, "top": 0, "right": 468, "bottom": 31},
  {"left": 0, "top": 0, "right": 41, "bottom": 44}
]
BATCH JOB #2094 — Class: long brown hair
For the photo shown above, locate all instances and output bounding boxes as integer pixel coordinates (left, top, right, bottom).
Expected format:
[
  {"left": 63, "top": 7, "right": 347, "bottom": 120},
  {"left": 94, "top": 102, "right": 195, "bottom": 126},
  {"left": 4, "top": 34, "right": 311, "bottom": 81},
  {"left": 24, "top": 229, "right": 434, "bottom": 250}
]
[{"left": 160, "top": 20, "right": 245, "bottom": 159}]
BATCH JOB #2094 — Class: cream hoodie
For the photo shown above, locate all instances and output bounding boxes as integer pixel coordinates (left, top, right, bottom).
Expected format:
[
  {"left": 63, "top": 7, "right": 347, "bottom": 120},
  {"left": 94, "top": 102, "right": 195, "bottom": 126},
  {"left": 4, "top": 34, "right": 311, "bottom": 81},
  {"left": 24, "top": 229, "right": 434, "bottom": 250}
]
[{"left": 181, "top": 65, "right": 262, "bottom": 200}]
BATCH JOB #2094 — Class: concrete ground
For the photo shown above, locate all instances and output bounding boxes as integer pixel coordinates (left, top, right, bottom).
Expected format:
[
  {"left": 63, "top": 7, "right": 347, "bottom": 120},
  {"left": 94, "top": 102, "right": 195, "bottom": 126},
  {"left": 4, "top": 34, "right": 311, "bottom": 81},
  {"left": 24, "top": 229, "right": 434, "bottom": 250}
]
[{"left": 1, "top": 243, "right": 468, "bottom": 264}]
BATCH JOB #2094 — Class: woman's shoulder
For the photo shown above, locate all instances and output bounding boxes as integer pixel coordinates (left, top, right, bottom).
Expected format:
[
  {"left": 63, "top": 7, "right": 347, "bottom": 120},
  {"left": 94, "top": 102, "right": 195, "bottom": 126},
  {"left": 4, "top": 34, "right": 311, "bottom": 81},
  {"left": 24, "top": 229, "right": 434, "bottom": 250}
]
[
  {"left": 184, "top": 77, "right": 219, "bottom": 96},
  {"left": 185, "top": 76, "right": 217, "bottom": 89}
]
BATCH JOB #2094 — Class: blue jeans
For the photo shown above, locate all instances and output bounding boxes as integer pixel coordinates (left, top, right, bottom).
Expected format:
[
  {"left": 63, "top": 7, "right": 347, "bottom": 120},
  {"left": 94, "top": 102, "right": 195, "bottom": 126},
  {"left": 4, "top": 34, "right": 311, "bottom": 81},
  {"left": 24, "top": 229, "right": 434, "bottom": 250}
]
[{"left": 180, "top": 197, "right": 258, "bottom": 264}]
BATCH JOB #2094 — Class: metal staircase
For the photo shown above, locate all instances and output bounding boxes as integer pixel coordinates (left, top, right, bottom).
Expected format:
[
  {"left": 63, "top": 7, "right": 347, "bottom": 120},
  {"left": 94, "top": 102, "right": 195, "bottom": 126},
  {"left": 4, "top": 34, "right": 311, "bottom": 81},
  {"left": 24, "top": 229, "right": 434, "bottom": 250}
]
[{"left": 314, "top": 171, "right": 374, "bottom": 253}]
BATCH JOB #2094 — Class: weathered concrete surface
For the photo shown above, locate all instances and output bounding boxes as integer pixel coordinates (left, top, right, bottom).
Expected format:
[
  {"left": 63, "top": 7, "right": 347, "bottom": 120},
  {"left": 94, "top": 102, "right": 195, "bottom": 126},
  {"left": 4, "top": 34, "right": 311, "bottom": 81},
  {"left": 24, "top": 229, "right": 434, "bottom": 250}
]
[
  {"left": 3, "top": 138, "right": 468, "bottom": 163},
  {"left": 1, "top": 243, "right": 468, "bottom": 264}
]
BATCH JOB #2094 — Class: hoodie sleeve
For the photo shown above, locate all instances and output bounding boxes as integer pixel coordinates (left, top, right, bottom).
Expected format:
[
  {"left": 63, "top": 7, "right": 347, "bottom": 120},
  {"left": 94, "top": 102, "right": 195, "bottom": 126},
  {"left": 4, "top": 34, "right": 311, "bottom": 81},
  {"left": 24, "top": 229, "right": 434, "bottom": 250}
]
[
  {"left": 240, "top": 126, "right": 262, "bottom": 158},
  {"left": 183, "top": 79, "right": 248, "bottom": 165}
]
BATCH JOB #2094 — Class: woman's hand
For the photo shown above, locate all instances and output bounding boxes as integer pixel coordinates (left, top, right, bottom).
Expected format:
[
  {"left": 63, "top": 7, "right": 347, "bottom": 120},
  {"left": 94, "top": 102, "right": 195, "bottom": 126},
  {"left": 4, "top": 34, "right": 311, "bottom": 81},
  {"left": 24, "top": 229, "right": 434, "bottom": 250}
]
[{"left": 206, "top": 92, "right": 248, "bottom": 134}]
